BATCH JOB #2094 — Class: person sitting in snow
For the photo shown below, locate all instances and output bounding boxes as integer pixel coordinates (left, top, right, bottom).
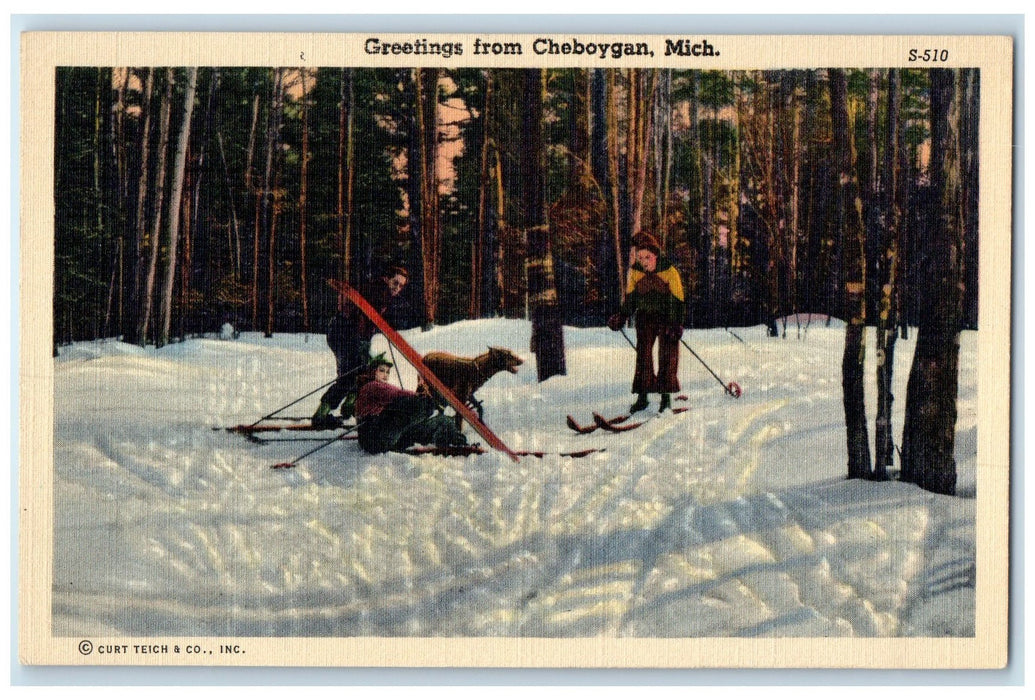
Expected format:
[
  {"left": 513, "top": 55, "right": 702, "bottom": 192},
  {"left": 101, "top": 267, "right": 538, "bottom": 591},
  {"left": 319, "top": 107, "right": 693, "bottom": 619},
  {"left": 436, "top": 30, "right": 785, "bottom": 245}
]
[
  {"left": 311, "top": 265, "right": 414, "bottom": 429},
  {"left": 607, "top": 232, "right": 685, "bottom": 413},
  {"left": 355, "top": 354, "right": 468, "bottom": 454}
]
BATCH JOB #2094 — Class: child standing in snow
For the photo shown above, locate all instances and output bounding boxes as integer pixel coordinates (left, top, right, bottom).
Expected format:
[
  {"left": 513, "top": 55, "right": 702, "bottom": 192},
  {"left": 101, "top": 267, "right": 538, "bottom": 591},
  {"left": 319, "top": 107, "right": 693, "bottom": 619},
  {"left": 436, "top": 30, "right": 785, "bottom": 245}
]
[
  {"left": 355, "top": 355, "right": 468, "bottom": 454},
  {"left": 311, "top": 265, "right": 413, "bottom": 429},
  {"left": 608, "top": 232, "right": 685, "bottom": 413}
]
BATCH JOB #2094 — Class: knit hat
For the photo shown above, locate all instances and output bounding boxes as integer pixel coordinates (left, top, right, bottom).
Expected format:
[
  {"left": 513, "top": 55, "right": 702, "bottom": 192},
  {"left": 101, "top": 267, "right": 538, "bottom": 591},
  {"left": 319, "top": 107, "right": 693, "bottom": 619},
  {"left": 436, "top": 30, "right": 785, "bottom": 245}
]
[
  {"left": 368, "top": 352, "right": 393, "bottom": 368},
  {"left": 632, "top": 232, "right": 661, "bottom": 256}
]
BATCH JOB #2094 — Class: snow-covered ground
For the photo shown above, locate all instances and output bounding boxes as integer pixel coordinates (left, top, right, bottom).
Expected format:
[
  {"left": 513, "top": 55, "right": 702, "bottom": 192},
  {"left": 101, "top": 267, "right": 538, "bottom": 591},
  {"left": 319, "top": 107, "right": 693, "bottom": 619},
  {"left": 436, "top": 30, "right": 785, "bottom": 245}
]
[{"left": 52, "top": 319, "right": 976, "bottom": 638}]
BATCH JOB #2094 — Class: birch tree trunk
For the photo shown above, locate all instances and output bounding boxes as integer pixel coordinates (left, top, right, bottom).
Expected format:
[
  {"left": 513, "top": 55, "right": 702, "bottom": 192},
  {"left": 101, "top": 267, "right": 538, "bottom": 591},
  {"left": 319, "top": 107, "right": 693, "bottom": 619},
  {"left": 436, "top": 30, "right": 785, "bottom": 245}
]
[
  {"left": 136, "top": 68, "right": 174, "bottom": 345},
  {"left": 158, "top": 66, "right": 198, "bottom": 347}
]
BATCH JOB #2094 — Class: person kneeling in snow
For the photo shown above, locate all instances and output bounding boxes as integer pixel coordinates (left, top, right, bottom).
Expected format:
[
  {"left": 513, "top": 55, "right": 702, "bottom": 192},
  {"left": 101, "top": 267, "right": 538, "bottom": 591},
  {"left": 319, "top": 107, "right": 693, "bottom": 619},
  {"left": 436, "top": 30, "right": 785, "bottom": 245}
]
[{"left": 355, "top": 355, "right": 468, "bottom": 454}]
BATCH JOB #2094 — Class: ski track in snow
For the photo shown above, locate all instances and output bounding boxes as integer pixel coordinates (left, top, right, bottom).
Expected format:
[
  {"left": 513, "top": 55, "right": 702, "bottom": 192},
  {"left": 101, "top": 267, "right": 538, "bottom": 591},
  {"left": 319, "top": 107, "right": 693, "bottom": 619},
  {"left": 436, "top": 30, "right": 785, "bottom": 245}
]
[{"left": 52, "top": 320, "right": 976, "bottom": 638}]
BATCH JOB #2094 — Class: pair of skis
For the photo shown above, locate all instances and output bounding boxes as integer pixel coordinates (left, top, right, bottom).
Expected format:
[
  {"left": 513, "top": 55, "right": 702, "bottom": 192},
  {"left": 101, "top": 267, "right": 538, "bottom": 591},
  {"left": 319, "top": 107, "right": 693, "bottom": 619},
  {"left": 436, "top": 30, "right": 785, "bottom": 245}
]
[
  {"left": 567, "top": 394, "right": 690, "bottom": 434},
  {"left": 566, "top": 407, "right": 688, "bottom": 434}
]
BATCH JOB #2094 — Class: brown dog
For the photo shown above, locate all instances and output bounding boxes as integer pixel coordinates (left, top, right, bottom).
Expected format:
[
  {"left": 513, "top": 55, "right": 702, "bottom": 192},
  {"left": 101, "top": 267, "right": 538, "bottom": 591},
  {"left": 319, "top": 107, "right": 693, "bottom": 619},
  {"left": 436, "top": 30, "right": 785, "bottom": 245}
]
[{"left": 419, "top": 346, "right": 523, "bottom": 425}]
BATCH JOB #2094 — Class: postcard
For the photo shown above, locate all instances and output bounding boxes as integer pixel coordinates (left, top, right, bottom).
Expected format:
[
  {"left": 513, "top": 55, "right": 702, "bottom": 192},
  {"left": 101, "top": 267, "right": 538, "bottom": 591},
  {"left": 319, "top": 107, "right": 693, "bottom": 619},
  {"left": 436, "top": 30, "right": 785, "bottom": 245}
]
[{"left": 19, "top": 31, "right": 1013, "bottom": 668}]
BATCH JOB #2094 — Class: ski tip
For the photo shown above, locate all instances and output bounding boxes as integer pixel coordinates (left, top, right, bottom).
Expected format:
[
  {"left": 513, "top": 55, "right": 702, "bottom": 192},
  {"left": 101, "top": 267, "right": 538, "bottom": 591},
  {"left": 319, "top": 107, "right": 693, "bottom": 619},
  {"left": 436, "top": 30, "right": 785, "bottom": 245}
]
[
  {"left": 566, "top": 415, "right": 597, "bottom": 434},
  {"left": 270, "top": 462, "right": 296, "bottom": 470}
]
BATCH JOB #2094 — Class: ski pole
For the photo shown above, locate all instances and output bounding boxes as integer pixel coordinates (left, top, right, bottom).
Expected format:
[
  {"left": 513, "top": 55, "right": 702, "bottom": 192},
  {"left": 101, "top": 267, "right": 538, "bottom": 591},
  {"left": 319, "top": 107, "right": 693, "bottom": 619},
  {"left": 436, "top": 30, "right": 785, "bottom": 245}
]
[
  {"left": 247, "top": 362, "right": 365, "bottom": 429},
  {"left": 386, "top": 342, "right": 405, "bottom": 387},
  {"left": 677, "top": 336, "right": 742, "bottom": 398},
  {"left": 247, "top": 378, "right": 337, "bottom": 428},
  {"left": 618, "top": 327, "right": 638, "bottom": 351},
  {"left": 271, "top": 422, "right": 361, "bottom": 469},
  {"left": 725, "top": 327, "right": 746, "bottom": 344},
  {"left": 622, "top": 328, "right": 741, "bottom": 398}
]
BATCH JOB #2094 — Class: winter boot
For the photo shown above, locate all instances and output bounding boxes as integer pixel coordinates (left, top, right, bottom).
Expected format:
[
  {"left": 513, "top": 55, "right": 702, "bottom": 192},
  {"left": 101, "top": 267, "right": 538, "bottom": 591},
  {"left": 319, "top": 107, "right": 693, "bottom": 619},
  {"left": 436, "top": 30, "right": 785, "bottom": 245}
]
[
  {"left": 311, "top": 401, "right": 343, "bottom": 429},
  {"left": 340, "top": 392, "right": 357, "bottom": 420},
  {"left": 630, "top": 393, "right": 649, "bottom": 413},
  {"left": 659, "top": 393, "right": 672, "bottom": 413}
]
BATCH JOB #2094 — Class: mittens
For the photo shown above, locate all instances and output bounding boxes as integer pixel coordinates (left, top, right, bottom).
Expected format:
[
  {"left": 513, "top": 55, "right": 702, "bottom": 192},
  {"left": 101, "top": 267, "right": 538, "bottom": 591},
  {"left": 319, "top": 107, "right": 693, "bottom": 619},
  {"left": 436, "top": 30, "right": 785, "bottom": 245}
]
[
  {"left": 662, "top": 325, "right": 684, "bottom": 341},
  {"left": 607, "top": 313, "right": 628, "bottom": 331}
]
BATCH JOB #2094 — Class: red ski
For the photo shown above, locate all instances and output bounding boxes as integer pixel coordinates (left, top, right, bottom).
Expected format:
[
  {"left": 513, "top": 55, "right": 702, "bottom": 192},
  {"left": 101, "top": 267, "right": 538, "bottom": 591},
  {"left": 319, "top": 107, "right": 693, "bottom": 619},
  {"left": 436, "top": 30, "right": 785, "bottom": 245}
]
[
  {"left": 330, "top": 280, "right": 520, "bottom": 462},
  {"left": 404, "top": 445, "right": 604, "bottom": 459}
]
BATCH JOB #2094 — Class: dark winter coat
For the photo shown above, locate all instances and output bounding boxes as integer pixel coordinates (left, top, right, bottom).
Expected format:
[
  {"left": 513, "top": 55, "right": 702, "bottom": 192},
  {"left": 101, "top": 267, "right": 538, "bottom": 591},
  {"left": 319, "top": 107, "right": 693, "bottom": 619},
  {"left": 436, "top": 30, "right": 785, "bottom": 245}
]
[
  {"left": 356, "top": 381, "right": 466, "bottom": 454},
  {"left": 620, "top": 257, "right": 685, "bottom": 327},
  {"left": 320, "top": 281, "right": 415, "bottom": 410}
]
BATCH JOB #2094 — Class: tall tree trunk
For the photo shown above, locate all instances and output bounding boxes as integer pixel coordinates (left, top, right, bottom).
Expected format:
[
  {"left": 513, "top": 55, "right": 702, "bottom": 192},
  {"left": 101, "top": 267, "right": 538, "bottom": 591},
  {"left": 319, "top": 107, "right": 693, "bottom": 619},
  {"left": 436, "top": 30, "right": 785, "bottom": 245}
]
[
  {"left": 264, "top": 68, "right": 285, "bottom": 338},
  {"left": 900, "top": 68, "right": 965, "bottom": 495},
  {"left": 339, "top": 68, "right": 356, "bottom": 285},
  {"left": 830, "top": 68, "right": 873, "bottom": 480},
  {"left": 961, "top": 69, "right": 980, "bottom": 329},
  {"left": 126, "top": 68, "right": 155, "bottom": 344},
  {"left": 415, "top": 68, "right": 442, "bottom": 325},
  {"left": 523, "top": 69, "right": 566, "bottom": 381},
  {"left": 136, "top": 68, "right": 174, "bottom": 345},
  {"left": 216, "top": 131, "right": 242, "bottom": 280},
  {"left": 299, "top": 68, "right": 312, "bottom": 333},
  {"left": 590, "top": 68, "right": 620, "bottom": 318},
  {"left": 607, "top": 69, "right": 624, "bottom": 304},
  {"left": 158, "top": 66, "right": 198, "bottom": 347},
  {"left": 627, "top": 69, "right": 655, "bottom": 235},
  {"left": 656, "top": 69, "right": 674, "bottom": 246},
  {"left": 472, "top": 69, "right": 493, "bottom": 319},
  {"left": 874, "top": 68, "right": 905, "bottom": 479},
  {"left": 247, "top": 85, "right": 262, "bottom": 329}
]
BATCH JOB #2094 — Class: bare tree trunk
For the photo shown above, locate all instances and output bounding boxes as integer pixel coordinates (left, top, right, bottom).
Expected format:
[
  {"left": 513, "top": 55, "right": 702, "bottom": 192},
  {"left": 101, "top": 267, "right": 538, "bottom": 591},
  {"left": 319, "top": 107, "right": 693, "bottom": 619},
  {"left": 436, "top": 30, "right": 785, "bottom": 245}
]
[
  {"left": 627, "top": 69, "right": 656, "bottom": 235},
  {"left": 415, "top": 68, "right": 442, "bottom": 325},
  {"left": 248, "top": 87, "right": 262, "bottom": 330},
  {"left": 874, "top": 68, "right": 905, "bottom": 479},
  {"left": 158, "top": 66, "right": 198, "bottom": 347},
  {"left": 137, "top": 68, "right": 174, "bottom": 345},
  {"left": 339, "top": 68, "right": 356, "bottom": 285},
  {"left": 523, "top": 69, "right": 566, "bottom": 381},
  {"left": 471, "top": 70, "right": 492, "bottom": 319},
  {"left": 264, "top": 68, "right": 284, "bottom": 338},
  {"left": 299, "top": 68, "right": 312, "bottom": 333},
  {"left": 126, "top": 68, "right": 155, "bottom": 344},
  {"left": 830, "top": 68, "right": 873, "bottom": 480},
  {"left": 900, "top": 68, "right": 965, "bottom": 495},
  {"left": 216, "top": 131, "right": 242, "bottom": 280},
  {"left": 607, "top": 70, "right": 624, "bottom": 304},
  {"left": 656, "top": 69, "right": 674, "bottom": 245}
]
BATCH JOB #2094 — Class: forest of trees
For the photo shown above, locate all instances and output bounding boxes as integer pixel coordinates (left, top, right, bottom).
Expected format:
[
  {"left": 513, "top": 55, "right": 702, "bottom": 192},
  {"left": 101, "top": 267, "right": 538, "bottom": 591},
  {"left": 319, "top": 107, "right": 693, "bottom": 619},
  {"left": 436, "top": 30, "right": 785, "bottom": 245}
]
[{"left": 53, "top": 65, "right": 980, "bottom": 493}]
